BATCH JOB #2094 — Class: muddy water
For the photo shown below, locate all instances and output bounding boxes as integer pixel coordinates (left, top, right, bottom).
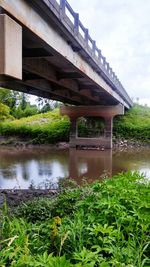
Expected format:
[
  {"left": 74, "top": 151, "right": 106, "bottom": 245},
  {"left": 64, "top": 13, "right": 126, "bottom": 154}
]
[{"left": 0, "top": 146, "right": 150, "bottom": 189}]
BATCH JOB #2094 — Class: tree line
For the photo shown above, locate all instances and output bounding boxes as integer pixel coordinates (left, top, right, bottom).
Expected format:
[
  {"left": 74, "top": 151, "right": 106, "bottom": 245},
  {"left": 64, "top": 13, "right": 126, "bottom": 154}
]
[{"left": 0, "top": 88, "right": 60, "bottom": 121}]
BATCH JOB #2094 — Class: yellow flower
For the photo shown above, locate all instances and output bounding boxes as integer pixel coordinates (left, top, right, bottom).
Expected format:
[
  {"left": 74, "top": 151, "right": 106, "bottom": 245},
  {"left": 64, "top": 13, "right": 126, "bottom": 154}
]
[{"left": 54, "top": 216, "right": 61, "bottom": 226}]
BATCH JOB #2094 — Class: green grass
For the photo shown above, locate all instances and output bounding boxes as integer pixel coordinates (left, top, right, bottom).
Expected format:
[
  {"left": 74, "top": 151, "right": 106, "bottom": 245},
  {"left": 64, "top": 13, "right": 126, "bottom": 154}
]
[
  {"left": 0, "top": 172, "right": 150, "bottom": 266},
  {"left": 0, "top": 109, "right": 70, "bottom": 144},
  {"left": 113, "top": 105, "right": 150, "bottom": 142}
]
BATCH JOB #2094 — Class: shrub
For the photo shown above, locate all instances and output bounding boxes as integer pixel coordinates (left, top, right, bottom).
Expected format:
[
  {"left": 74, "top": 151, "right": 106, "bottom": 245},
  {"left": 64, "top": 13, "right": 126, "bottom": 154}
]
[
  {"left": 114, "top": 104, "right": 150, "bottom": 141},
  {"left": 0, "top": 172, "right": 150, "bottom": 266},
  {"left": 0, "top": 109, "right": 70, "bottom": 143},
  {"left": 0, "top": 102, "right": 13, "bottom": 121}
]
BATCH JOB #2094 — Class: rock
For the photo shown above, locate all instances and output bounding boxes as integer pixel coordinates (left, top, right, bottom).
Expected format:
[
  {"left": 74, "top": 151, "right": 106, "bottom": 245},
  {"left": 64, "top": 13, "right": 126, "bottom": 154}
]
[
  {"left": 57, "top": 142, "right": 69, "bottom": 149},
  {"left": 0, "top": 189, "right": 58, "bottom": 208}
]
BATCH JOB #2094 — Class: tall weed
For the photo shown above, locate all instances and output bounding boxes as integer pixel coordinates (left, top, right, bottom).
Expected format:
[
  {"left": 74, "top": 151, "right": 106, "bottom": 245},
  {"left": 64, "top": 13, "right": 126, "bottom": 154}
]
[{"left": 0, "top": 172, "right": 150, "bottom": 266}]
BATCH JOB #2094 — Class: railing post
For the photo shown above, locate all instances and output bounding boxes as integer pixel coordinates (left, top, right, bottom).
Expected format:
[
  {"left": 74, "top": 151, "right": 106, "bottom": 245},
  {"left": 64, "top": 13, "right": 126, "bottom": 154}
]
[
  {"left": 92, "top": 40, "right": 96, "bottom": 56},
  {"left": 109, "top": 67, "right": 112, "bottom": 77},
  {"left": 112, "top": 71, "right": 115, "bottom": 79},
  {"left": 102, "top": 56, "right": 106, "bottom": 68},
  {"left": 74, "top": 13, "right": 79, "bottom": 35},
  {"left": 98, "top": 49, "right": 102, "bottom": 61},
  {"left": 84, "top": 28, "right": 89, "bottom": 47},
  {"left": 60, "top": 0, "right": 66, "bottom": 19},
  {"left": 106, "top": 62, "right": 109, "bottom": 71}
]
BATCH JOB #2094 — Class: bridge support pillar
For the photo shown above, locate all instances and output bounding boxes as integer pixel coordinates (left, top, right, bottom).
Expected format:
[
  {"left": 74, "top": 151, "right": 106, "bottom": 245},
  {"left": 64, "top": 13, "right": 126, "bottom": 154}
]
[
  {"left": 60, "top": 105, "right": 124, "bottom": 149},
  {"left": 104, "top": 117, "right": 113, "bottom": 149},
  {"left": 0, "top": 14, "right": 22, "bottom": 80},
  {"left": 70, "top": 118, "right": 77, "bottom": 148}
]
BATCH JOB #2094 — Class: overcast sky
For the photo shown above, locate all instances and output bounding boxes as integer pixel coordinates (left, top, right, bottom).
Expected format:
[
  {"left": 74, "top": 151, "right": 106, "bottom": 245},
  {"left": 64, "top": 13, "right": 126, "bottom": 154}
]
[{"left": 68, "top": 0, "right": 150, "bottom": 105}]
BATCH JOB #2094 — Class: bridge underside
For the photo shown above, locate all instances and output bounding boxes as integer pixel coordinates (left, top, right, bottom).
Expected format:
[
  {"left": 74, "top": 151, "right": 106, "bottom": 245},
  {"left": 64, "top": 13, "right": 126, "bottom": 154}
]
[
  {"left": 0, "top": 13, "right": 118, "bottom": 106},
  {"left": 0, "top": 0, "right": 131, "bottom": 108}
]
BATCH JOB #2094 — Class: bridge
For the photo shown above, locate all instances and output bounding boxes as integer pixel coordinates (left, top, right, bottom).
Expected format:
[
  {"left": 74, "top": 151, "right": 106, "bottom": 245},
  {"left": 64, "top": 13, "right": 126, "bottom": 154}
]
[{"left": 0, "top": 0, "right": 133, "bottom": 149}]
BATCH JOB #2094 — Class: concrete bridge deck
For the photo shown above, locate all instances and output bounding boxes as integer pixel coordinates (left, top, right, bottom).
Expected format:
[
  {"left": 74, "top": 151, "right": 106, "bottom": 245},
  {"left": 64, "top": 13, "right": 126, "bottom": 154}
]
[
  {"left": 0, "top": 0, "right": 133, "bottom": 149},
  {"left": 0, "top": 0, "right": 132, "bottom": 108}
]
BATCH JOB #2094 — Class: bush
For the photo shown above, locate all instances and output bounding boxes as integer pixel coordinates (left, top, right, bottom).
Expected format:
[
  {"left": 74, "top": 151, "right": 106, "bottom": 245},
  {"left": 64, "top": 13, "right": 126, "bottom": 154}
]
[
  {"left": 0, "top": 172, "right": 150, "bottom": 266},
  {"left": 0, "top": 102, "right": 13, "bottom": 121},
  {"left": 114, "top": 104, "right": 150, "bottom": 141},
  {"left": 12, "top": 104, "right": 39, "bottom": 119},
  {"left": 0, "top": 109, "right": 70, "bottom": 144}
]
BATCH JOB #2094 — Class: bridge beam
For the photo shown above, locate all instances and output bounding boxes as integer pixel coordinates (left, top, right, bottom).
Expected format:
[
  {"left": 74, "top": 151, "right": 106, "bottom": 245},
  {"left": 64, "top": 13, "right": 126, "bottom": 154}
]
[
  {"left": 60, "top": 105, "right": 124, "bottom": 149},
  {"left": 0, "top": 0, "right": 132, "bottom": 108},
  {"left": 0, "top": 14, "right": 22, "bottom": 80},
  {"left": 23, "top": 58, "right": 100, "bottom": 104}
]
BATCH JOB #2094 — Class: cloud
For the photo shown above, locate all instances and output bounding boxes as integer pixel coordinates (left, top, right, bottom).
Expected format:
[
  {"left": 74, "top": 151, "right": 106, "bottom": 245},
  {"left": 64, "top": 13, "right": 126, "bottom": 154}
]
[{"left": 68, "top": 0, "right": 150, "bottom": 99}]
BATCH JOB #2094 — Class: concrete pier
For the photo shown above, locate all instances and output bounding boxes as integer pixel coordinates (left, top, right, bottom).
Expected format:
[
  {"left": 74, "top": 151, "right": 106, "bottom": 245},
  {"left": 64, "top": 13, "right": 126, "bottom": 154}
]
[{"left": 61, "top": 104, "right": 124, "bottom": 149}]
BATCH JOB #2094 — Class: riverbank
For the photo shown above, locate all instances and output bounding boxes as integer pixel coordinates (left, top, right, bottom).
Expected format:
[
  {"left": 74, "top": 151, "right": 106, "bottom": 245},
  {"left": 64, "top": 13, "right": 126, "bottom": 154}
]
[
  {"left": 0, "top": 135, "right": 70, "bottom": 149},
  {"left": 0, "top": 105, "right": 150, "bottom": 147},
  {"left": 0, "top": 109, "right": 70, "bottom": 145},
  {"left": 113, "top": 104, "right": 150, "bottom": 143},
  {"left": 0, "top": 172, "right": 150, "bottom": 266},
  {"left": 0, "top": 135, "right": 149, "bottom": 151},
  {"left": 0, "top": 104, "right": 149, "bottom": 153},
  {"left": 113, "top": 137, "right": 150, "bottom": 150},
  {"left": 0, "top": 189, "right": 58, "bottom": 208}
]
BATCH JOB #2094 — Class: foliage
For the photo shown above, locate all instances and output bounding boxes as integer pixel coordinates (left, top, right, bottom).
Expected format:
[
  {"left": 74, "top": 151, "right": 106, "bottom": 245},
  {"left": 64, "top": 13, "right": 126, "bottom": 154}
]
[
  {"left": 77, "top": 117, "right": 105, "bottom": 137},
  {"left": 0, "top": 88, "right": 19, "bottom": 109},
  {"left": 0, "top": 102, "right": 12, "bottom": 121},
  {"left": 19, "top": 93, "right": 28, "bottom": 110},
  {"left": 0, "top": 109, "right": 70, "bottom": 144},
  {"left": 0, "top": 88, "right": 39, "bottom": 119},
  {"left": 113, "top": 104, "right": 150, "bottom": 142},
  {"left": 0, "top": 103, "right": 150, "bottom": 144},
  {"left": 40, "top": 103, "right": 53, "bottom": 113},
  {"left": 0, "top": 172, "right": 150, "bottom": 266},
  {"left": 36, "top": 97, "right": 61, "bottom": 112},
  {"left": 12, "top": 103, "right": 39, "bottom": 119}
]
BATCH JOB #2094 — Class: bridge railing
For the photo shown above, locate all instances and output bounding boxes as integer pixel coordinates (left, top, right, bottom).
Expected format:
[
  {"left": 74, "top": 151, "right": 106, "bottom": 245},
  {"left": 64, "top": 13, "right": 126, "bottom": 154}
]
[{"left": 43, "top": 0, "right": 132, "bottom": 107}]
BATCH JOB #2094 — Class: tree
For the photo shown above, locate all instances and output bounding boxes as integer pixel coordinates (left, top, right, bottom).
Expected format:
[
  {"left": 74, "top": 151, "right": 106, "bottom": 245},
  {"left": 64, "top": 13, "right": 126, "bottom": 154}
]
[
  {"left": 0, "top": 102, "right": 12, "bottom": 121},
  {"left": 40, "top": 103, "right": 52, "bottom": 113},
  {"left": 0, "top": 88, "right": 39, "bottom": 119},
  {"left": 0, "top": 88, "right": 19, "bottom": 109},
  {"left": 36, "top": 97, "right": 61, "bottom": 112},
  {"left": 19, "top": 93, "right": 28, "bottom": 110}
]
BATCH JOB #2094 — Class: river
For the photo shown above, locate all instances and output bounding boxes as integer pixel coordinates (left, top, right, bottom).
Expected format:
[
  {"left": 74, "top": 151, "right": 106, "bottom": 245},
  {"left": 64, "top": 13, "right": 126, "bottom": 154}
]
[{"left": 0, "top": 146, "right": 150, "bottom": 189}]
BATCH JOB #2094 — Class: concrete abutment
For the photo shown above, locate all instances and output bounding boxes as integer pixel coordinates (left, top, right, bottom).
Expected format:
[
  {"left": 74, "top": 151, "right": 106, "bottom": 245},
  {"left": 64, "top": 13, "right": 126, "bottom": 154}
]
[
  {"left": 0, "top": 14, "right": 22, "bottom": 80},
  {"left": 60, "top": 105, "right": 124, "bottom": 149}
]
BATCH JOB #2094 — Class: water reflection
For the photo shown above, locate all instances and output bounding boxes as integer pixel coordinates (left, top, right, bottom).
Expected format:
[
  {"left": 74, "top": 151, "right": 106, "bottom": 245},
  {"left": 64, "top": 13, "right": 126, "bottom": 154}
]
[
  {"left": 0, "top": 147, "right": 69, "bottom": 189},
  {"left": 69, "top": 149, "right": 112, "bottom": 183},
  {"left": 0, "top": 146, "right": 150, "bottom": 189},
  {"left": 112, "top": 149, "right": 150, "bottom": 178}
]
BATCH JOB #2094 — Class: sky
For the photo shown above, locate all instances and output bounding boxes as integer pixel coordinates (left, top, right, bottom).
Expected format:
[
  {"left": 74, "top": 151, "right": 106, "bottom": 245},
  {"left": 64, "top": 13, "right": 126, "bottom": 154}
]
[{"left": 67, "top": 0, "right": 150, "bottom": 106}]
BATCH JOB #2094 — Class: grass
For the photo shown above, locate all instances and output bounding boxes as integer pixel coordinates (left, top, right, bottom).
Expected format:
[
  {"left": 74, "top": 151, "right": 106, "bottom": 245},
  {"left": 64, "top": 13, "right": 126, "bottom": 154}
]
[
  {"left": 0, "top": 109, "right": 70, "bottom": 144},
  {"left": 0, "top": 172, "right": 150, "bottom": 266},
  {"left": 113, "top": 104, "right": 150, "bottom": 142},
  {"left": 0, "top": 104, "right": 150, "bottom": 144}
]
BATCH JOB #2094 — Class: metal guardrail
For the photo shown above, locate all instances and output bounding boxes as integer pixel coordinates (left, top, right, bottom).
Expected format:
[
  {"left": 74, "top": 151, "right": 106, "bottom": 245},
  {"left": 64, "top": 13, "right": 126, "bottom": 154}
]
[{"left": 42, "top": 0, "right": 132, "bottom": 107}]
